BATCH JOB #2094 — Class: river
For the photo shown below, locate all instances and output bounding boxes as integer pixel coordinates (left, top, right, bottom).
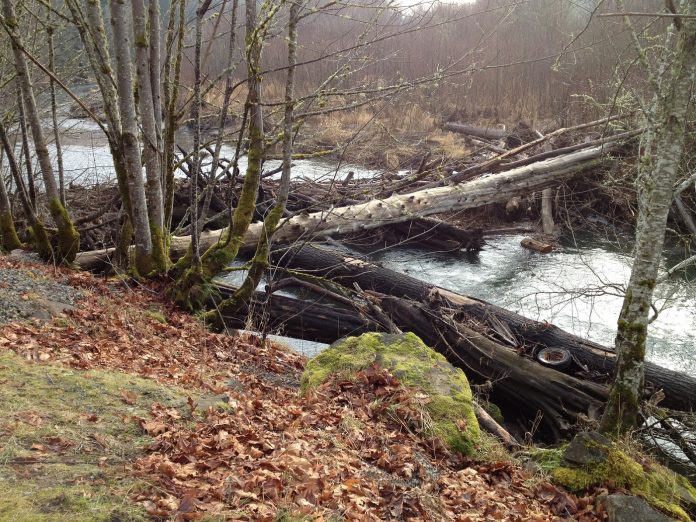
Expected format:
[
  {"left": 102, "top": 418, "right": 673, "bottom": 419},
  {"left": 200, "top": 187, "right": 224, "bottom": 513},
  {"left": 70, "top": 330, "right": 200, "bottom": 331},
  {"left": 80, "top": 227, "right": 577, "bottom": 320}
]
[{"left": 10, "top": 116, "right": 696, "bottom": 375}]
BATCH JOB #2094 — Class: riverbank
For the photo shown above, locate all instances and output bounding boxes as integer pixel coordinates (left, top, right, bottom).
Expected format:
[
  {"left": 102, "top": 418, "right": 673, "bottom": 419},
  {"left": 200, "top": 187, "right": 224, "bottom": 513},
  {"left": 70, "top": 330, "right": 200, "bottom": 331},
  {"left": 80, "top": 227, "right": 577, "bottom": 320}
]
[{"left": 0, "top": 252, "right": 606, "bottom": 520}]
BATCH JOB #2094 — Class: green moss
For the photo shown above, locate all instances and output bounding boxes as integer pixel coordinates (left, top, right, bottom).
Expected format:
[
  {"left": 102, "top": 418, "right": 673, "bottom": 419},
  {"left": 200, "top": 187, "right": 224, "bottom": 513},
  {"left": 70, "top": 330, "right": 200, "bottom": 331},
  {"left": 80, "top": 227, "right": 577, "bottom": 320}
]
[
  {"left": 29, "top": 221, "right": 53, "bottom": 260},
  {"left": 144, "top": 308, "right": 167, "bottom": 324},
  {"left": 48, "top": 198, "right": 80, "bottom": 264},
  {"left": 551, "top": 443, "right": 694, "bottom": 521},
  {"left": 149, "top": 225, "right": 170, "bottom": 274},
  {"left": 525, "top": 446, "right": 566, "bottom": 473},
  {"left": 0, "top": 211, "right": 22, "bottom": 251},
  {"left": 0, "top": 350, "right": 191, "bottom": 521},
  {"left": 301, "top": 332, "right": 480, "bottom": 455},
  {"left": 482, "top": 402, "right": 504, "bottom": 425}
]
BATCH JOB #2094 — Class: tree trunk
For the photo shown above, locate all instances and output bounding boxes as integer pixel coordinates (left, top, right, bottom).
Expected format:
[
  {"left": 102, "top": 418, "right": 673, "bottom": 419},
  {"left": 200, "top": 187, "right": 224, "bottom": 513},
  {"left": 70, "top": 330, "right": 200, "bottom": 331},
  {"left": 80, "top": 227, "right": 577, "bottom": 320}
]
[
  {"left": 600, "top": 7, "right": 696, "bottom": 435},
  {"left": 171, "top": 0, "right": 267, "bottom": 310},
  {"left": 109, "top": 0, "right": 153, "bottom": 275},
  {"left": 207, "top": 0, "right": 299, "bottom": 323},
  {"left": 2, "top": 0, "right": 80, "bottom": 262},
  {"left": 541, "top": 188, "right": 555, "bottom": 235},
  {"left": 0, "top": 157, "right": 21, "bottom": 251},
  {"left": 163, "top": 0, "right": 186, "bottom": 231},
  {"left": 15, "top": 87, "right": 36, "bottom": 210},
  {"left": 47, "top": 6, "right": 65, "bottom": 206},
  {"left": 132, "top": 0, "right": 168, "bottom": 272}
]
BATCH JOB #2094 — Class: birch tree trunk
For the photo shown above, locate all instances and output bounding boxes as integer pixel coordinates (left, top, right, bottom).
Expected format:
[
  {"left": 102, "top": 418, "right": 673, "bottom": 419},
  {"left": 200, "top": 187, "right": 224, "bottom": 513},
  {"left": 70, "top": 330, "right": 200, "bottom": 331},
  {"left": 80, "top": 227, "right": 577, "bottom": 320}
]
[
  {"left": 147, "top": 0, "right": 164, "bottom": 176},
  {"left": 198, "top": 0, "right": 240, "bottom": 236},
  {"left": 47, "top": 6, "right": 65, "bottom": 206},
  {"left": 109, "top": 0, "right": 154, "bottom": 275},
  {"left": 600, "top": 5, "right": 696, "bottom": 435},
  {"left": 163, "top": 0, "right": 185, "bottom": 230},
  {"left": 15, "top": 87, "right": 36, "bottom": 210},
  {"left": 188, "top": 0, "right": 214, "bottom": 267},
  {"left": 2, "top": 0, "right": 80, "bottom": 262},
  {"left": 65, "top": 0, "right": 135, "bottom": 265},
  {"left": 132, "top": 0, "right": 168, "bottom": 271}
]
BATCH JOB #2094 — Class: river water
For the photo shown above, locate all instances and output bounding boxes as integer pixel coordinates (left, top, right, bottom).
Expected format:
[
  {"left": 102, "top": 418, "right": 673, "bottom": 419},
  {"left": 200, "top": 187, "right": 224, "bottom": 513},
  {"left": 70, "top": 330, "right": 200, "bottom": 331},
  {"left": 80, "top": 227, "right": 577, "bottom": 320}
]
[{"left": 9, "top": 117, "right": 696, "bottom": 375}]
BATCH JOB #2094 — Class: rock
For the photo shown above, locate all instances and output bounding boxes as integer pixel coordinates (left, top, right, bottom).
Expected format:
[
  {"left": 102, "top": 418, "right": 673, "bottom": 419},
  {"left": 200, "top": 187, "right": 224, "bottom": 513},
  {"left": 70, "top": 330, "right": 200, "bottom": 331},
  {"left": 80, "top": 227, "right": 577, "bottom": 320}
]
[
  {"left": 603, "top": 495, "right": 674, "bottom": 522},
  {"left": 30, "top": 299, "right": 76, "bottom": 321},
  {"left": 301, "top": 332, "right": 479, "bottom": 454},
  {"left": 563, "top": 431, "right": 612, "bottom": 466}
]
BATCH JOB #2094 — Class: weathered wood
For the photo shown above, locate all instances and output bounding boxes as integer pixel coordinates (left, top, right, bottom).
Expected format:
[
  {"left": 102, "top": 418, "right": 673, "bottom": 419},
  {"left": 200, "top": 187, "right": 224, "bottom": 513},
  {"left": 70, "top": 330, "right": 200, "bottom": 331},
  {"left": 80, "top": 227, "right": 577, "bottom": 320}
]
[
  {"left": 541, "top": 188, "right": 555, "bottom": 235},
  {"left": 444, "top": 122, "right": 508, "bottom": 140},
  {"left": 76, "top": 145, "right": 612, "bottom": 271},
  {"left": 521, "top": 237, "right": 553, "bottom": 253},
  {"left": 474, "top": 403, "right": 521, "bottom": 448}
]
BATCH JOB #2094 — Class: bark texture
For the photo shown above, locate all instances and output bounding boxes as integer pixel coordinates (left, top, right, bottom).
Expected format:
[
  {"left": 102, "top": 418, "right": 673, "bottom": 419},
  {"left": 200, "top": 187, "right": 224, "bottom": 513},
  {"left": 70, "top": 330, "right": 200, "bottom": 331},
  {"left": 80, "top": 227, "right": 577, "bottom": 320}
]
[
  {"left": 600, "top": 7, "right": 696, "bottom": 435},
  {"left": 110, "top": 0, "right": 153, "bottom": 274},
  {"left": 132, "top": 0, "right": 168, "bottom": 271}
]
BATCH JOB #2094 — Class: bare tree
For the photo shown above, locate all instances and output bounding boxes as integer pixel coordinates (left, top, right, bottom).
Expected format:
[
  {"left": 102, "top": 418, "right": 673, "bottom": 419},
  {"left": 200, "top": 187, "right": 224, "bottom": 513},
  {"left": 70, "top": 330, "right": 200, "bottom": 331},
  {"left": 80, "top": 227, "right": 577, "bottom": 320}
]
[
  {"left": 109, "top": 0, "right": 154, "bottom": 275},
  {"left": 208, "top": 0, "right": 302, "bottom": 323},
  {"left": 132, "top": 0, "right": 168, "bottom": 271},
  {"left": 600, "top": 2, "right": 696, "bottom": 435},
  {"left": 1, "top": 0, "right": 80, "bottom": 262}
]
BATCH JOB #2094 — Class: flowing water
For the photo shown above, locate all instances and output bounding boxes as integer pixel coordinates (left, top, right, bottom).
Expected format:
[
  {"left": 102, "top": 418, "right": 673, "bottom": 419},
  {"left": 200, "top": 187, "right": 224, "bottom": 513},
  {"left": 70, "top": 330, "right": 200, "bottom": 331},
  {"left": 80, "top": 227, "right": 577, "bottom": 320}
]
[{"left": 8, "top": 117, "right": 696, "bottom": 374}]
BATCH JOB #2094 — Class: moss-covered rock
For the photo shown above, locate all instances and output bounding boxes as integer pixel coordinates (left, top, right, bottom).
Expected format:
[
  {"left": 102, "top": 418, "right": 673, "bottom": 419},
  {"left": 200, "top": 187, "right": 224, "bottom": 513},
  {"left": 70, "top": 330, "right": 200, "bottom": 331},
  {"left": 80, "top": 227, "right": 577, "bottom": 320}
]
[
  {"left": 551, "top": 432, "right": 696, "bottom": 521},
  {"left": 301, "top": 332, "right": 480, "bottom": 455}
]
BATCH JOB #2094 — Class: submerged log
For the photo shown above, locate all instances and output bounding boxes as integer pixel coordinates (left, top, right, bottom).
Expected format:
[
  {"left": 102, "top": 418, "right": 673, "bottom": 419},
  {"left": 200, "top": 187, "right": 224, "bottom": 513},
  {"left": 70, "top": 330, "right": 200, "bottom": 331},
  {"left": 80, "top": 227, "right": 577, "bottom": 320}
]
[
  {"left": 76, "top": 145, "right": 613, "bottom": 271},
  {"left": 271, "top": 244, "right": 696, "bottom": 412}
]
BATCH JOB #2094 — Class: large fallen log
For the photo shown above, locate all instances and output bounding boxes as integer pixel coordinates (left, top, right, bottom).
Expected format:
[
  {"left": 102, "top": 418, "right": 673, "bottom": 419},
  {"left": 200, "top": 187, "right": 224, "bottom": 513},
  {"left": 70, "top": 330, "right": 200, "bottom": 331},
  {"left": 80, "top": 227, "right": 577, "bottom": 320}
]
[
  {"left": 76, "top": 144, "right": 614, "bottom": 270},
  {"left": 270, "top": 244, "right": 696, "bottom": 412},
  {"left": 210, "top": 278, "right": 607, "bottom": 441}
]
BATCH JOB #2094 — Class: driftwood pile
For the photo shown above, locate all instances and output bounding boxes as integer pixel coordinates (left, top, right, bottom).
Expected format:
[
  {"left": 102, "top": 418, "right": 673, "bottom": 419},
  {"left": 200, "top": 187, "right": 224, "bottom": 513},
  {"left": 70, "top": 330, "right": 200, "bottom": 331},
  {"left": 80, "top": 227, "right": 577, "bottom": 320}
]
[{"left": 68, "top": 117, "right": 696, "bottom": 459}]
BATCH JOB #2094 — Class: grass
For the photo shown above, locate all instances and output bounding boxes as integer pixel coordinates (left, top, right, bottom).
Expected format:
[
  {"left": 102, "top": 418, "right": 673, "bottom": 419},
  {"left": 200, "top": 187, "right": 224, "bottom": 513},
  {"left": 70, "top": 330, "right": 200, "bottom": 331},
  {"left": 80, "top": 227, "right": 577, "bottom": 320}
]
[{"left": 0, "top": 350, "right": 192, "bottom": 521}]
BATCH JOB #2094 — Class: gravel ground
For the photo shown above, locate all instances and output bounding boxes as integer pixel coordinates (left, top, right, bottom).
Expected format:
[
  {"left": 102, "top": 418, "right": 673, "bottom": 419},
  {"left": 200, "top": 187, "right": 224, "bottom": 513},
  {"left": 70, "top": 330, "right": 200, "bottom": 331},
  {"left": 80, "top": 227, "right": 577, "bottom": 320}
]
[{"left": 0, "top": 262, "right": 83, "bottom": 325}]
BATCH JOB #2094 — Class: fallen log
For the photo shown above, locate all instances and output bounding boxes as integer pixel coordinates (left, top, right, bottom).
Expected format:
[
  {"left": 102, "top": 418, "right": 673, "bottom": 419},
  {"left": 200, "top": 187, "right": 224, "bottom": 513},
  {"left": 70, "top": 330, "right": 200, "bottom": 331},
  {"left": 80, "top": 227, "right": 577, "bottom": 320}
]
[
  {"left": 76, "top": 145, "right": 613, "bottom": 271},
  {"left": 521, "top": 237, "right": 553, "bottom": 253},
  {"left": 378, "top": 295, "right": 607, "bottom": 442},
  {"left": 211, "top": 281, "right": 375, "bottom": 343},
  {"left": 210, "top": 278, "right": 607, "bottom": 441},
  {"left": 444, "top": 122, "right": 508, "bottom": 141},
  {"left": 270, "top": 244, "right": 696, "bottom": 412}
]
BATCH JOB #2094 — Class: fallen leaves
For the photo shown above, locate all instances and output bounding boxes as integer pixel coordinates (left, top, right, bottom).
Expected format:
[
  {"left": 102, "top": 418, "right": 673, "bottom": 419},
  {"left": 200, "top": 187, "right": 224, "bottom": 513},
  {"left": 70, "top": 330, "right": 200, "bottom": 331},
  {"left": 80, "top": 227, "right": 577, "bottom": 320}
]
[{"left": 0, "top": 255, "right": 605, "bottom": 521}]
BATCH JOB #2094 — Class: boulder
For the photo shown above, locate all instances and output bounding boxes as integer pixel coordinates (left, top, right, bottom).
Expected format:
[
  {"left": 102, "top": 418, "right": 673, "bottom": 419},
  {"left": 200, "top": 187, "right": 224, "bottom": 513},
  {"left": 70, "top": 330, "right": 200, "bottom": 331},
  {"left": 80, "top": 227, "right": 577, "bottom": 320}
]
[
  {"left": 563, "top": 431, "right": 611, "bottom": 466},
  {"left": 301, "top": 332, "right": 480, "bottom": 454},
  {"left": 603, "top": 495, "right": 674, "bottom": 522},
  {"left": 552, "top": 432, "right": 696, "bottom": 521}
]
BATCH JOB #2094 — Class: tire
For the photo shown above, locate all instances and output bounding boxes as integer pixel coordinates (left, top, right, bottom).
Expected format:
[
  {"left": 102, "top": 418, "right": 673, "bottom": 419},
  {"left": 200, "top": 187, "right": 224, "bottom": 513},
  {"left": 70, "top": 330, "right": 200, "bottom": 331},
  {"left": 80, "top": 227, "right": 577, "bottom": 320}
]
[{"left": 536, "top": 347, "right": 572, "bottom": 370}]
